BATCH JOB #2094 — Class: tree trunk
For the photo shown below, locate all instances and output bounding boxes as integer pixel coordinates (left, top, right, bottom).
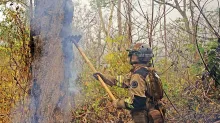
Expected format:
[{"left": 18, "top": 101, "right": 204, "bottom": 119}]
[
  {"left": 149, "top": 0, "right": 154, "bottom": 48},
  {"left": 117, "top": 0, "right": 123, "bottom": 50},
  {"left": 117, "top": 0, "right": 122, "bottom": 36},
  {"left": 126, "top": 0, "right": 132, "bottom": 44},
  {"left": 219, "top": 8, "right": 220, "bottom": 33},
  {"left": 97, "top": 2, "right": 107, "bottom": 36},
  {"left": 164, "top": 0, "right": 167, "bottom": 61},
  {"left": 190, "top": 1, "right": 199, "bottom": 61},
  {"left": 163, "top": 0, "right": 168, "bottom": 83},
  {"left": 30, "top": 0, "right": 74, "bottom": 122}
]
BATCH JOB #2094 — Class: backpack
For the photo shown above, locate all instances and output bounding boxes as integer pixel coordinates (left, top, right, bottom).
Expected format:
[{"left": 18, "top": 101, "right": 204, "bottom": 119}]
[
  {"left": 144, "top": 67, "right": 165, "bottom": 120},
  {"left": 145, "top": 67, "right": 164, "bottom": 101}
]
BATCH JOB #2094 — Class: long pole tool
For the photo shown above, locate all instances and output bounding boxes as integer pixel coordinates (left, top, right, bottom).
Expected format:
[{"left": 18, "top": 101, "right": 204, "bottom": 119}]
[{"left": 72, "top": 38, "right": 116, "bottom": 101}]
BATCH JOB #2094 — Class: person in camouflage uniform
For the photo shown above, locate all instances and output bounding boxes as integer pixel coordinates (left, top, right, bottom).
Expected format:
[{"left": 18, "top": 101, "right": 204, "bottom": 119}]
[
  {"left": 203, "top": 38, "right": 220, "bottom": 87},
  {"left": 208, "top": 38, "right": 220, "bottom": 86},
  {"left": 93, "top": 43, "right": 165, "bottom": 123}
]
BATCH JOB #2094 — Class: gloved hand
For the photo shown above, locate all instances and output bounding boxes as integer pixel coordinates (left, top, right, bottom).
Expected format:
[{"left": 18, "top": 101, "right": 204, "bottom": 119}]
[
  {"left": 93, "top": 72, "right": 103, "bottom": 80},
  {"left": 113, "top": 99, "right": 126, "bottom": 109}
]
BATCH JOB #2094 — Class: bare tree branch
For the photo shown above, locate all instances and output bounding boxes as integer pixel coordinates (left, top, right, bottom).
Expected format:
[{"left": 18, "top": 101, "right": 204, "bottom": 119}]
[{"left": 154, "top": 0, "right": 177, "bottom": 9}]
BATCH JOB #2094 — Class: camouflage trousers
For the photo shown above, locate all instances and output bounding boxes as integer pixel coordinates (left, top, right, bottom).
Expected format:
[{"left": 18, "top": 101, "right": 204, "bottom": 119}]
[{"left": 130, "top": 109, "right": 164, "bottom": 123}]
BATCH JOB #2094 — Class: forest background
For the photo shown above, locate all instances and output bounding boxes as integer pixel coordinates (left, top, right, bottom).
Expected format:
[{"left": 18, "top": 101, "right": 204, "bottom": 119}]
[{"left": 0, "top": 0, "right": 220, "bottom": 122}]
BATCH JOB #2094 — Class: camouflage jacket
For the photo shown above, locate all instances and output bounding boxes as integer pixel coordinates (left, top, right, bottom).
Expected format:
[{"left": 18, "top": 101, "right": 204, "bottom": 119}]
[
  {"left": 101, "top": 64, "right": 161, "bottom": 110},
  {"left": 207, "top": 44, "right": 220, "bottom": 86}
]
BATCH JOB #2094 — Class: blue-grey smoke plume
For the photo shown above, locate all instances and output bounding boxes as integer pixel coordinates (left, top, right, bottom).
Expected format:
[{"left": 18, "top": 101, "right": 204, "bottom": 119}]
[
  {"left": 10, "top": 0, "right": 83, "bottom": 122},
  {"left": 29, "top": 0, "right": 79, "bottom": 122}
]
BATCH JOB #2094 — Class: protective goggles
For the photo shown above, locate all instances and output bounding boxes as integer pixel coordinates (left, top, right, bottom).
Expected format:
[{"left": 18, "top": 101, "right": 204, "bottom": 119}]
[
  {"left": 128, "top": 50, "right": 153, "bottom": 57},
  {"left": 128, "top": 50, "right": 140, "bottom": 57}
]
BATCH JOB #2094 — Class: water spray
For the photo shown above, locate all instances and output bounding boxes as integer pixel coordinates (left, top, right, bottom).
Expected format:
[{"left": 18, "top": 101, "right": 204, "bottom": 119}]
[{"left": 70, "top": 35, "right": 116, "bottom": 101}]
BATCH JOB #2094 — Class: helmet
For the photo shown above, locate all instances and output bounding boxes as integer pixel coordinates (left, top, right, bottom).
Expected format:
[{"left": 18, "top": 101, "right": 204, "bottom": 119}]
[{"left": 127, "top": 43, "right": 153, "bottom": 65}]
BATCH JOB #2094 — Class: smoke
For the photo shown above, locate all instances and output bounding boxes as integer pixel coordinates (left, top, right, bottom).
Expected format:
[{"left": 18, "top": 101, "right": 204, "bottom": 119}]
[
  {"left": 11, "top": 0, "right": 82, "bottom": 122},
  {"left": 61, "top": 0, "right": 82, "bottom": 94}
]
